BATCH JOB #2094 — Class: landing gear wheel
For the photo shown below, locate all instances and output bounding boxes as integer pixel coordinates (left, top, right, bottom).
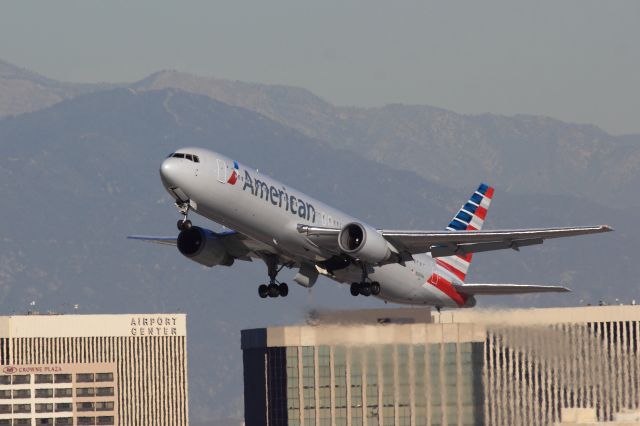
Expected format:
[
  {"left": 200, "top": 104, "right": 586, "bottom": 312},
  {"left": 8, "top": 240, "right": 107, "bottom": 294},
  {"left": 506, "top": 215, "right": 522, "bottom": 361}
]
[
  {"left": 370, "top": 281, "right": 381, "bottom": 296},
  {"left": 258, "top": 284, "right": 269, "bottom": 298},
  {"left": 268, "top": 283, "right": 279, "bottom": 298},
  {"left": 177, "top": 219, "right": 192, "bottom": 231},
  {"left": 350, "top": 283, "right": 360, "bottom": 296},
  {"left": 360, "top": 282, "right": 372, "bottom": 297},
  {"left": 278, "top": 283, "right": 289, "bottom": 297}
]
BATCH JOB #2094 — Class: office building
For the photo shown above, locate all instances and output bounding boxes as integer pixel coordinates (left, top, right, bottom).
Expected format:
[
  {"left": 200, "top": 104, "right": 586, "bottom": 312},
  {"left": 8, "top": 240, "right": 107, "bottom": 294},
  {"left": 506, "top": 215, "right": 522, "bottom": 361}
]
[
  {"left": 0, "top": 313, "right": 188, "bottom": 426},
  {"left": 242, "top": 306, "right": 640, "bottom": 426}
]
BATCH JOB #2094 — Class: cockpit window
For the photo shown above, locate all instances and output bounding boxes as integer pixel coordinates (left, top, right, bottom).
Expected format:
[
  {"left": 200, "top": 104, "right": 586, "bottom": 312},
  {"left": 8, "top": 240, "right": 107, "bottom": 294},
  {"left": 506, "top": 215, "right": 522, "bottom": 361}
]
[{"left": 171, "top": 153, "right": 200, "bottom": 163}]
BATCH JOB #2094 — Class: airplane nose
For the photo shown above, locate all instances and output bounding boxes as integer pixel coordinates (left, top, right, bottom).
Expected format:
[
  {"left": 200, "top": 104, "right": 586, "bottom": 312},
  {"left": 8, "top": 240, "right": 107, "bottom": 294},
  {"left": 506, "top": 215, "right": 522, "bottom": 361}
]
[{"left": 160, "top": 158, "right": 178, "bottom": 188}]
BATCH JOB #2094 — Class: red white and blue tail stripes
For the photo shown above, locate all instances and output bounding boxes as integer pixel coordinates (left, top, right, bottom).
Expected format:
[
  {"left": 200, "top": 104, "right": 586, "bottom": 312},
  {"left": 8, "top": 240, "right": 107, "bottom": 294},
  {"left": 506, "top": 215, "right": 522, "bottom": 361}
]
[
  {"left": 427, "top": 183, "right": 495, "bottom": 306},
  {"left": 436, "top": 183, "right": 494, "bottom": 281}
]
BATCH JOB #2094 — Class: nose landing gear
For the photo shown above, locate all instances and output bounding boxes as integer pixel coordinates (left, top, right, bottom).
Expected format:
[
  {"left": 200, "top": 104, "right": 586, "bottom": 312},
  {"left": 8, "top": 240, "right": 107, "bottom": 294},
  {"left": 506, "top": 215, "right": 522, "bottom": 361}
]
[
  {"left": 175, "top": 201, "right": 192, "bottom": 231},
  {"left": 258, "top": 255, "right": 289, "bottom": 299}
]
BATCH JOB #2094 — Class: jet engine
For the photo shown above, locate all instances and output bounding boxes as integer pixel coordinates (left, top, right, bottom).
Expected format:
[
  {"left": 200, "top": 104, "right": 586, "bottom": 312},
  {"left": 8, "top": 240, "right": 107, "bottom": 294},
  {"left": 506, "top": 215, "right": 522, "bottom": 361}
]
[
  {"left": 338, "top": 222, "right": 393, "bottom": 264},
  {"left": 177, "top": 226, "right": 234, "bottom": 267}
]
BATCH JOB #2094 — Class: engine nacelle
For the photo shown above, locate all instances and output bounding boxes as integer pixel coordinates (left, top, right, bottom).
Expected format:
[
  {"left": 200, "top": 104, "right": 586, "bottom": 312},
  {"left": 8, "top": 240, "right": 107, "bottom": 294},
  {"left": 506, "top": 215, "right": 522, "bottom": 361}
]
[
  {"left": 338, "top": 222, "right": 393, "bottom": 264},
  {"left": 177, "top": 226, "right": 234, "bottom": 267}
]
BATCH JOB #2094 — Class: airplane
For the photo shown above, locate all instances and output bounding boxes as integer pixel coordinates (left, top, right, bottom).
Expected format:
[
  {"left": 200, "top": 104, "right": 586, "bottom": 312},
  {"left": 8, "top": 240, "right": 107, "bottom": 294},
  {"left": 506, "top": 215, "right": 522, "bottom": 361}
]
[{"left": 129, "top": 147, "right": 612, "bottom": 309}]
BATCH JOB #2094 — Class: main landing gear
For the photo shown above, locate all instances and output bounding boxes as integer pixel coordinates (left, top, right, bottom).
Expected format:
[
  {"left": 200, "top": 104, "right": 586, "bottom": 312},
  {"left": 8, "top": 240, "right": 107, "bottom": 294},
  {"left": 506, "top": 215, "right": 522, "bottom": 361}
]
[
  {"left": 258, "top": 255, "right": 289, "bottom": 299},
  {"left": 350, "top": 281, "right": 381, "bottom": 297},
  {"left": 350, "top": 265, "right": 381, "bottom": 297},
  {"left": 175, "top": 201, "right": 192, "bottom": 231}
]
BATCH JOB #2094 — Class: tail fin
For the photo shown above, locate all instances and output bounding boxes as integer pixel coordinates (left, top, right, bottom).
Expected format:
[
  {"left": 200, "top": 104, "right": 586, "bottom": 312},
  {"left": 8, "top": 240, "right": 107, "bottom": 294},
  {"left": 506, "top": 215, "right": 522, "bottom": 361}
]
[{"left": 436, "top": 183, "right": 494, "bottom": 282}]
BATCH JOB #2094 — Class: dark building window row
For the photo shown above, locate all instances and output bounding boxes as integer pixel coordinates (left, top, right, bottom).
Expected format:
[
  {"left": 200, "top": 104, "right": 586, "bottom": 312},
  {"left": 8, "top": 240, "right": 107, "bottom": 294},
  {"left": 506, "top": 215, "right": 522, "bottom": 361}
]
[
  {"left": 77, "top": 401, "right": 115, "bottom": 412},
  {"left": 35, "top": 388, "right": 73, "bottom": 398},
  {"left": 76, "top": 373, "right": 113, "bottom": 383},
  {"left": 77, "top": 387, "right": 114, "bottom": 397},
  {"left": 77, "top": 416, "right": 115, "bottom": 425},
  {"left": 0, "top": 419, "right": 96, "bottom": 426},
  {"left": 0, "top": 372, "right": 112, "bottom": 386},
  {"left": 0, "top": 403, "right": 31, "bottom": 414},
  {"left": 1, "top": 388, "right": 76, "bottom": 399}
]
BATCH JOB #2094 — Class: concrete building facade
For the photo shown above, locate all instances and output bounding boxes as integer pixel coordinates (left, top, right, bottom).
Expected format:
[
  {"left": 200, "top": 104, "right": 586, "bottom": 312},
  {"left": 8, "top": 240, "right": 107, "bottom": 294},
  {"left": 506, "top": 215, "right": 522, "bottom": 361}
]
[
  {"left": 242, "top": 306, "right": 640, "bottom": 426},
  {"left": 0, "top": 314, "right": 188, "bottom": 426}
]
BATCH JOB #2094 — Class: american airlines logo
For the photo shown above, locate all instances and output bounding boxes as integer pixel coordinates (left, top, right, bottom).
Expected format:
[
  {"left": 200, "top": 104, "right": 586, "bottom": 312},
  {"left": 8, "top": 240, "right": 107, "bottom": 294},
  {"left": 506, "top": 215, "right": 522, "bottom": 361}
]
[
  {"left": 242, "top": 170, "right": 317, "bottom": 222},
  {"left": 227, "top": 161, "right": 239, "bottom": 185}
]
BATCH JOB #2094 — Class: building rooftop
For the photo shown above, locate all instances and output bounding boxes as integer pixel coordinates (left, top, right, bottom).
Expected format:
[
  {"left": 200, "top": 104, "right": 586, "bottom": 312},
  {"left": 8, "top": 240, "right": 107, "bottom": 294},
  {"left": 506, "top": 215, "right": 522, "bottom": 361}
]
[
  {"left": 0, "top": 313, "right": 187, "bottom": 337},
  {"left": 242, "top": 305, "right": 640, "bottom": 349}
]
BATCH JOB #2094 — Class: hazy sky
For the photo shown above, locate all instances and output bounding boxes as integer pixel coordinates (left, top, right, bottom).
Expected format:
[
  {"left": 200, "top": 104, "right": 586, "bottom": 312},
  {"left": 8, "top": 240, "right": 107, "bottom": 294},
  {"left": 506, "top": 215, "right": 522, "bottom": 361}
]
[{"left": 1, "top": 1, "right": 639, "bottom": 134}]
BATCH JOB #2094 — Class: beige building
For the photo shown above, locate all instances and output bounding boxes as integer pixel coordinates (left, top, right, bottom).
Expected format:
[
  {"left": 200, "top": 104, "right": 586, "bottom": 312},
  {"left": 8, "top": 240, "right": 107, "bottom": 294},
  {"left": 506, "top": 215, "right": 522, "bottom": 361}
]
[
  {"left": 242, "top": 306, "right": 640, "bottom": 426},
  {"left": 0, "top": 314, "right": 188, "bottom": 426}
]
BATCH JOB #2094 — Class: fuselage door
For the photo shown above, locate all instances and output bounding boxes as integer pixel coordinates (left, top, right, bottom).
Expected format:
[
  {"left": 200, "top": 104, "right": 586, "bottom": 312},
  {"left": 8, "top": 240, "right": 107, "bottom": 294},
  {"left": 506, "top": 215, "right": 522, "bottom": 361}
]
[{"left": 216, "top": 159, "right": 228, "bottom": 183}]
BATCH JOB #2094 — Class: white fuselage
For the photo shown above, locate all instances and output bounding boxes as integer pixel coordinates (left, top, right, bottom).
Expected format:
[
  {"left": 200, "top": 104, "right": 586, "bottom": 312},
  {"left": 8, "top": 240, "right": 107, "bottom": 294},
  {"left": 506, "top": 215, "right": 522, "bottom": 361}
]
[{"left": 160, "top": 148, "right": 464, "bottom": 307}]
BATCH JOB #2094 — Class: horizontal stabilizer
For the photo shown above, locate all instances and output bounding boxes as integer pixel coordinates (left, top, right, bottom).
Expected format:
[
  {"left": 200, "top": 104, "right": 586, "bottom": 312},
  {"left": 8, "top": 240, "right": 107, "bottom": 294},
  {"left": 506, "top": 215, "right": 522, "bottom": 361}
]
[{"left": 454, "top": 283, "right": 571, "bottom": 295}]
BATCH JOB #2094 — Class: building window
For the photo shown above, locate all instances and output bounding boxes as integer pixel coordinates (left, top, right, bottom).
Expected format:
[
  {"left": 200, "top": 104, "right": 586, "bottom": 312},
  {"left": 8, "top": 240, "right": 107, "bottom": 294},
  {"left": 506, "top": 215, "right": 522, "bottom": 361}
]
[
  {"left": 12, "top": 389, "right": 30, "bottom": 399},
  {"left": 95, "top": 387, "right": 114, "bottom": 397},
  {"left": 96, "top": 417, "right": 114, "bottom": 426},
  {"left": 54, "top": 419, "right": 73, "bottom": 426},
  {"left": 0, "top": 376, "right": 10, "bottom": 385},
  {"left": 350, "top": 347, "right": 363, "bottom": 426},
  {"left": 334, "top": 346, "right": 347, "bottom": 426},
  {"left": 95, "top": 401, "right": 114, "bottom": 411},
  {"left": 54, "top": 374, "right": 72, "bottom": 384},
  {"left": 12, "top": 404, "right": 31, "bottom": 413},
  {"left": 35, "top": 388, "right": 54, "bottom": 398},
  {"left": 35, "top": 403, "right": 54, "bottom": 413},
  {"left": 366, "top": 349, "right": 379, "bottom": 426},
  {"left": 77, "top": 418, "right": 96, "bottom": 426},
  {"left": 0, "top": 405, "right": 9, "bottom": 414},
  {"left": 76, "top": 388, "right": 95, "bottom": 397},
  {"left": 0, "top": 419, "right": 8, "bottom": 426},
  {"left": 35, "top": 374, "right": 53, "bottom": 384},
  {"left": 35, "top": 418, "right": 54, "bottom": 425},
  {"left": 55, "top": 388, "right": 72, "bottom": 397},
  {"left": 286, "top": 346, "right": 300, "bottom": 426},
  {"left": 0, "top": 390, "right": 10, "bottom": 399},
  {"left": 95, "top": 373, "right": 113, "bottom": 382},
  {"left": 318, "top": 345, "right": 331, "bottom": 424},
  {"left": 13, "top": 420, "right": 31, "bottom": 426},
  {"left": 76, "top": 374, "right": 94, "bottom": 383},
  {"left": 55, "top": 403, "right": 72, "bottom": 412},
  {"left": 11, "top": 375, "right": 29, "bottom": 385},
  {"left": 77, "top": 402, "right": 95, "bottom": 412}
]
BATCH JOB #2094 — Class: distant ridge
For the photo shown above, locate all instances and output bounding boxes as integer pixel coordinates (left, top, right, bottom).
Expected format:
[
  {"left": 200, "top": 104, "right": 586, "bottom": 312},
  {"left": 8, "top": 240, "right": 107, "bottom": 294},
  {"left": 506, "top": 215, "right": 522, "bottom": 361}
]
[{"left": 0, "top": 59, "right": 118, "bottom": 117}]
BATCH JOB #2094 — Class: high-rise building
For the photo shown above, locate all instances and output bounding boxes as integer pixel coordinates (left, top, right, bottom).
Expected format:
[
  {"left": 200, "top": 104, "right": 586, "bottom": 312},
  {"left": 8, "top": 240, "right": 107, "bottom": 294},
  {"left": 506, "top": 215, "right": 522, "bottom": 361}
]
[
  {"left": 241, "top": 306, "right": 640, "bottom": 426},
  {"left": 0, "top": 313, "right": 188, "bottom": 426}
]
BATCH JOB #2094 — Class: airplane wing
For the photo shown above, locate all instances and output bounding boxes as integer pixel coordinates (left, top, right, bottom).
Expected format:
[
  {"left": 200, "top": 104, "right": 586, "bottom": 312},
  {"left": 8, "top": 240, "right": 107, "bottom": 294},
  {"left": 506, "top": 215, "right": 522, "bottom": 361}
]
[
  {"left": 127, "top": 236, "right": 177, "bottom": 246},
  {"left": 127, "top": 230, "right": 277, "bottom": 261},
  {"left": 453, "top": 283, "right": 570, "bottom": 295},
  {"left": 382, "top": 225, "right": 613, "bottom": 257},
  {"left": 299, "top": 224, "right": 612, "bottom": 258}
]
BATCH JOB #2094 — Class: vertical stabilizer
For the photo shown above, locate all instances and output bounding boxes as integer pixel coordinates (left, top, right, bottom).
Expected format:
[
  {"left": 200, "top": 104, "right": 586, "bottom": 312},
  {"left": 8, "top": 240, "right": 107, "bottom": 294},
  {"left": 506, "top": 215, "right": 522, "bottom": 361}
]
[{"left": 435, "top": 183, "right": 494, "bottom": 282}]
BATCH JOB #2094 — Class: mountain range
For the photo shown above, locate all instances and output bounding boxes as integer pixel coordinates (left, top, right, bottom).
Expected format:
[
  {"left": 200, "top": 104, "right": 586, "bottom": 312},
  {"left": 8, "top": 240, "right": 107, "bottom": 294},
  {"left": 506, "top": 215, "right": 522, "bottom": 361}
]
[{"left": 0, "top": 59, "right": 637, "bottom": 425}]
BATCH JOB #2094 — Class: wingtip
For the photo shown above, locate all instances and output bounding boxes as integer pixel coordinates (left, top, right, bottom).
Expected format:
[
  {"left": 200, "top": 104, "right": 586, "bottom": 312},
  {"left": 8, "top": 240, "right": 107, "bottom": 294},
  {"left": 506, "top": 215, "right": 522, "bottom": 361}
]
[{"left": 602, "top": 225, "right": 614, "bottom": 232}]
